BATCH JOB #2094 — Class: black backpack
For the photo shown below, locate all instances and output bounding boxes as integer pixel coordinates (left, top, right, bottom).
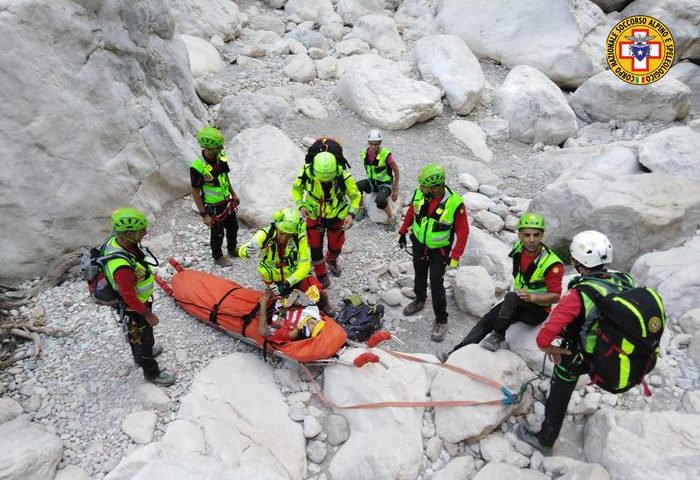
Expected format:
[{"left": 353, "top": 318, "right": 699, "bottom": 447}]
[
  {"left": 576, "top": 284, "right": 666, "bottom": 394},
  {"left": 304, "top": 137, "right": 350, "bottom": 169},
  {"left": 336, "top": 296, "right": 384, "bottom": 342}
]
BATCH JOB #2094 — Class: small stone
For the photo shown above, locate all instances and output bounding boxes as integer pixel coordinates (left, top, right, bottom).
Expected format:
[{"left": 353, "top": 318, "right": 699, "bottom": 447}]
[
  {"left": 288, "top": 391, "right": 312, "bottom": 404},
  {"left": 303, "top": 415, "right": 323, "bottom": 438},
  {"left": 426, "top": 436, "right": 442, "bottom": 462},
  {"left": 121, "top": 410, "right": 157, "bottom": 444},
  {"left": 289, "top": 402, "right": 307, "bottom": 422},
  {"left": 379, "top": 289, "right": 403, "bottom": 307},
  {"left": 478, "top": 184, "right": 499, "bottom": 197},
  {"left": 306, "top": 440, "right": 327, "bottom": 464},
  {"left": 274, "top": 368, "right": 302, "bottom": 393},
  {"left": 325, "top": 414, "right": 349, "bottom": 446},
  {"left": 458, "top": 172, "right": 479, "bottom": 191},
  {"left": 400, "top": 287, "right": 416, "bottom": 299}
]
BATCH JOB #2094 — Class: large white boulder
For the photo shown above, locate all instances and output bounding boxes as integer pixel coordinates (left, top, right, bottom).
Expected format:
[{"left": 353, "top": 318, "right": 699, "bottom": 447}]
[
  {"left": 535, "top": 144, "right": 640, "bottom": 179},
  {"left": 668, "top": 61, "right": 700, "bottom": 118},
  {"left": 346, "top": 15, "right": 406, "bottom": 60},
  {"left": 216, "top": 93, "right": 292, "bottom": 139},
  {"left": 435, "top": 0, "right": 608, "bottom": 88},
  {"left": 473, "top": 463, "right": 550, "bottom": 480},
  {"left": 451, "top": 266, "right": 497, "bottom": 317},
  {"left": 461, "top": 227, "right": 512, "bottom": 292},
  {"left": 631, "top": 237, "right": 700, "bottom": 321},
  {"left": 529, "top": 171, "right": 700, "bottom": 270},
  {"left": 178, "top": 353, "right": 306, "bottom": 479},
  {"left": 180, "top": 35, "right": 226, "bottom": 77},
  {"left": 506, "top": 322, "right": 553, "bottom": 376},
  {"left": 589, "top": 0, "right": 632, "bottom": 12},
  {"left": 283, "top": 54, "right": 317, "bottom": 83},
  {"left": 415, "top": 35, "right": 484, "bottom": 115},
  {"left": 622, "top": 0, "right": 700, "bottom": 62},
  {"left": 168, "top": 0, "right": 240, "bottom": 41},
  {"left": 325, "top": 348, "right": 428, "bottom": 480},
  {"left": 0, "top": 0, "right": 205, "bottom": 283},
  {"left": 637, "top": 126, "right": 700, "bottom": 182},
  {"left": 496, "top": 65, "right": 578, "bottom": 145},
  {"left": 395, "top": 0, "right": 438, "bottom": 40},
  {"left": 104, "top": 443, "right": 288, "bottom": 480},
  {"left": 285, "top": 0, "right": 339, "bottom": 25},
  {"left": 433, "top": 345, "right": 533, "bottom": 442},
  {"left": 336, "top": 62, "right": 443, "bottom": 130},
  {"left": 449, "top": 121, "right": 492, "bottom": 162},
  {"left": 0, "top": 419, "right": 63, "bottom": 480},
  {"left": 584, "top": 409, "right": 700, "bottom": 480},
  {"left": 336, "top": 0, "right": 386, "bottom": 24},
  {"left": 228, "top": 126, "right": 304, "bottom": 226},
  {"left": 569, "top": 71, "right": 691, "bottom": 123}
]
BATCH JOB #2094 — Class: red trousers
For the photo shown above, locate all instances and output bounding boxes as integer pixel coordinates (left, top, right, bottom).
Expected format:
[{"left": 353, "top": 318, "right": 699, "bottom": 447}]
[{"left": 306, "top": 217, "right": 345, "bottom": 278}]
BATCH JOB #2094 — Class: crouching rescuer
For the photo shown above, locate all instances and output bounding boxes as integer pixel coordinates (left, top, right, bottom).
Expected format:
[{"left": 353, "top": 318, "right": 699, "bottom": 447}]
[
  {"left": 237, "top": 207, "right": 335, "bottom": 316},
  {"left": 102, "top": 208, "right": 176, "bottom": 386}
]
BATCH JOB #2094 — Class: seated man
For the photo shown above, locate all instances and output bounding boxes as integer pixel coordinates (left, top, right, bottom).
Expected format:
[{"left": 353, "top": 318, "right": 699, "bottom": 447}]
[
  {"left": 256, "top": 288, "right": 326, "bottom": 342},
  {"left": 356, "top": 129, "right": 400, "bottom": 224},
  {"left": 439, "top": 212, "right": 563, "bottom": 358}
]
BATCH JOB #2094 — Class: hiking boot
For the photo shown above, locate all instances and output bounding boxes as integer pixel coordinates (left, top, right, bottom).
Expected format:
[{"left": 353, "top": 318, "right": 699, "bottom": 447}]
[
  {"left": 318, "top": 275, "right": 331, "bottom": 289},
  {"left": 145, "top": 369, "right": 176, "bottom": 387},
  {"left": 480, "top": 331, "right": 505, "bottom": 351},
  {"left": 517, "top": 424, "right": 553, "bottom": 456},
  {"left": 326, "top": 259, "right": 342, "bottom": 277},
  {"left": 214, "top": 255, "right": 233, "bottom": 267},
  {"left": 228, "top": 248, "right": 239, "bottom": 258},
  {"left": 437, "top": 351, "right": 449, "bottom": 363},
  {"left": 431, "top": 322, "right": 448, "bottom": 342},
  {"left": 402, "top": 298, "right": 425, "bottom": 316}
]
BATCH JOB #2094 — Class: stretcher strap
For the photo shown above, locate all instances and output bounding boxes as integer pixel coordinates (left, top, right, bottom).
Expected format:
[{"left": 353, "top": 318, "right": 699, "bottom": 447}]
[{"left": 209, "top": 287, "right": 241, "bottom": 325}]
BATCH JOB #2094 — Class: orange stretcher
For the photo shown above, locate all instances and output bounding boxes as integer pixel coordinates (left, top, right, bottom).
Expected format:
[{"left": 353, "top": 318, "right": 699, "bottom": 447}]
[{"left": 155, "top": 259, "right": 348, "bottom": 363}]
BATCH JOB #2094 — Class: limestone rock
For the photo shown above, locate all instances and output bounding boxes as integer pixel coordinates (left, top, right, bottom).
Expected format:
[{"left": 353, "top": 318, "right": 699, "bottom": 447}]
[
  {"left": 496, "top": 65, "right": 577, "bottom": 145},
  {"left": 637, "top": 126, "right": 700, "bottom": 182},
  {"left": 181, "top": 35, "right": 226, "bottom": 78},
  {"left": 168, "top": 0, "right": 240, "bottom": 41},
  {"left": 217, "top": 93, "right": 292, "bottom": 138},
  {"left": 449, "top": 121, "right": 493, "bottom": 162},
  {"left": 346, "top": 15, "right": 406, "bottom": 60},
  {"left": 0, "top": 418, "right": 62, "bottom": 480},
  {"left": 121, "top": 410, "right": 158, "bottom": 444},
  {"left": 451, "top": 266, "right": 496, "bottom": 317},
  {"left": 415, "top": 35, "right": 485, "bottom": 115},
  {"left": 283, "top": 54, "right": 317, "bottom": 83}
]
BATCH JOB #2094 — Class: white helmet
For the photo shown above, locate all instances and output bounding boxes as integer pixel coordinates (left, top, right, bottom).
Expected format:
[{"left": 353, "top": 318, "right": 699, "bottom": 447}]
[
  {"left": 570, "top": 230, "right": 613, "bottom": 268},
  {"left": 367, "top": 129, "right": 382, "bottom": 142}
]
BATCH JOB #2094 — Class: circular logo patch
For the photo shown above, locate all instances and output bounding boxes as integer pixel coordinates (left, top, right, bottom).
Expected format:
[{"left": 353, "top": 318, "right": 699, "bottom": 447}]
[
  {"left": 648, "top": 316, "right": 662, "bottom": 334},
  {"left": 606, "top": 15, "right": 675, "bottom": 85}
]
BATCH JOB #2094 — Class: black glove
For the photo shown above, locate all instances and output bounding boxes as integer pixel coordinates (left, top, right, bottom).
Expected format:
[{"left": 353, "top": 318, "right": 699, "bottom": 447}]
[{"left": 398, "top": 233, "right": 407, "bottom": 249}]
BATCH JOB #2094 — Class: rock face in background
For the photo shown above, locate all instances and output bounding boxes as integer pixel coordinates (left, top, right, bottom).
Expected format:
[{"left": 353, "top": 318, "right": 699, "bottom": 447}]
[
  {"left": 227, "top": 126, "right": 303, "bottom": 227},
  {"left": 637, "top": 126, "right": 700, "bottom": 182},
  {"left": 435, "top": 0, "right": 608, "bottom": 88},
  {"left": 530, "top": 171, "right": 700, "bottom": 270},
  {"left": 0, "top": 0, "right": 205, "bottom": 282},
  {"left": 569, "top": 71, "right": 691, "bottom": 123},
  {"left": 167, "top": 0, "right": 241, "bottom": 41}
]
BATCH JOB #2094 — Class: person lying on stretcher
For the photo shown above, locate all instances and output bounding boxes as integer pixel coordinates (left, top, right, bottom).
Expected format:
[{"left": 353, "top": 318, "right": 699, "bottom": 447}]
[{"left": 257, "top": 286, "right": 326, "bottom": 342}]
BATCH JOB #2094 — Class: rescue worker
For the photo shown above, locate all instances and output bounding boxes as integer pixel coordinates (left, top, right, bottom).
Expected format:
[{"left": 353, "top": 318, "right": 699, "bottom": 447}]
[
  {"left": 440, "top": 212, "right": 564, "bottom": 357},
  {"left": 356, "top": 129, "right": 400, "bottom": 224},
  {"left": 304, "top": 135, "right": 349, "bottom": 169},
  {"left": 190, "top": 126, "right": 240, "bottom": 267},
  {"left": 237, "top": 207, "right": 335, "bottom": 315},
  {"left": 102, "top": 208, "right": 176, "bottom": 386},
  {"left": 398, "top": 164, "right": 469, "bottom": 342},
  {"left": 291, "top": 151, "right": 361, "bottom": 288},
  {"left": 517, "top": 230, "right": 632, "bottom": 455}
]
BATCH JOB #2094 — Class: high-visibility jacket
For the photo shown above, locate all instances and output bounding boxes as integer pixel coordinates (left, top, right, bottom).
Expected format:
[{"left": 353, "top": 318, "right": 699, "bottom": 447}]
[
  {"left": 509, "top": 241, "right": 564, "bottom": 293},
  {"left": 102, "top": 236, "right": 155, "bottom": 303},
  {"left": 191, "top": 153, "right": 231, "bottom": 204},
  {"left": 570, "top": 272, "right": 635, "bottom": 353},
  {"left": 252, "top": 225, "right": 311, "bottom": 286},
  {"left": 410, "top": 187, "right": 464, "bottom": 249},
  {"left": 361, "top": 147, "right": 392, "bottom": 184},
  {"left": 291, "top": 164, "right": 361, "bottom": 220}
]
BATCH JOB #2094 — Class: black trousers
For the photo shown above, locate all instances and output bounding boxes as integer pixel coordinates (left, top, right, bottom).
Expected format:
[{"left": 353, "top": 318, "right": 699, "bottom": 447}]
[
  {"left": 357, "top": 179, "right": 392, "bottom": 209},
  {"left": 538, "top": 350, "right": 588, "bottom": 447},
  {"left": 124, "top": 307, "right": 160, "bottom": 378},
  {"left": 451, "top": 292, "right": 549, "bottom": 352},
  {"left": 206, "top": 203, "right": 238, "bottom": 259},
  {"left": 411, "top": 235, "right": 449, "bottom": 324}
]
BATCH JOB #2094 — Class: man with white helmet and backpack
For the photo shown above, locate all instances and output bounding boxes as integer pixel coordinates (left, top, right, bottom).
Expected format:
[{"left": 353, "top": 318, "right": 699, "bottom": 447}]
[
  {"left": 355, "top": 129, "right": 400, "bottom": 225},
  {"left": 518, "top": 230, "right": 665, "bottom": 455}
]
